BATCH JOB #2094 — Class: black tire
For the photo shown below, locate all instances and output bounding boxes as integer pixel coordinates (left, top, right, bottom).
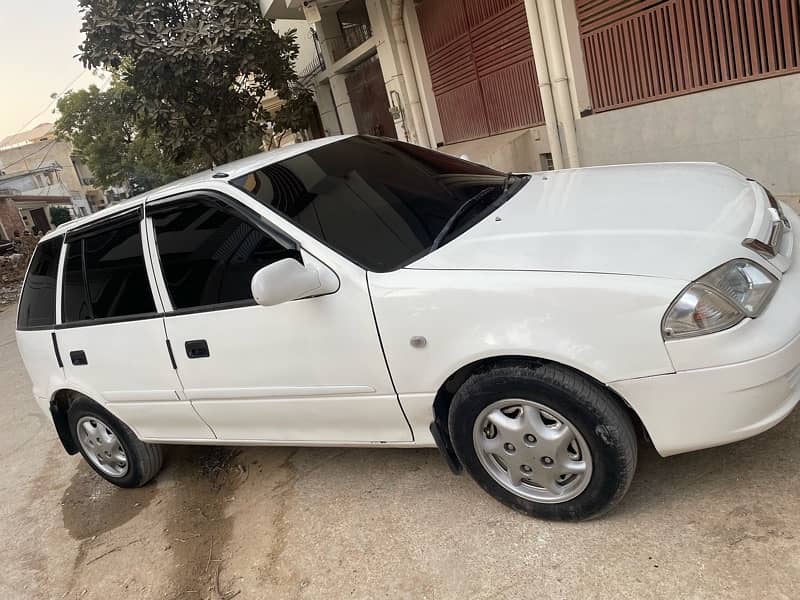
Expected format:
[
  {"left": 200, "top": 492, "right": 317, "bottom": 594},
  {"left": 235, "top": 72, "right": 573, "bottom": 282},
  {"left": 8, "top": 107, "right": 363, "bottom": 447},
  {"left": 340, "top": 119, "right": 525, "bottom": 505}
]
[
  {"left": 448, "top": 362, "right": 637, "bottom": 521},
  {"left": 67, "top": 397, "right": 164, "bottom": 488}
]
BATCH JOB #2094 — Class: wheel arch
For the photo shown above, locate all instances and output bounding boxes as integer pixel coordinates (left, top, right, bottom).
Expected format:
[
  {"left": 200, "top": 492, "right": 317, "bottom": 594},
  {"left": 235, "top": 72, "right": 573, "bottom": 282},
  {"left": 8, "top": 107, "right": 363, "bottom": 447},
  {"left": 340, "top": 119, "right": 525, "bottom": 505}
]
[
  {"left": 431, "top": 355, "right": 650, "bottom": 457},
  {"left": 49, "top": 388, "right": 115, "bottom": 455},
  {"left": 49, "top": 388, "right": 85, "bottom": 455}
]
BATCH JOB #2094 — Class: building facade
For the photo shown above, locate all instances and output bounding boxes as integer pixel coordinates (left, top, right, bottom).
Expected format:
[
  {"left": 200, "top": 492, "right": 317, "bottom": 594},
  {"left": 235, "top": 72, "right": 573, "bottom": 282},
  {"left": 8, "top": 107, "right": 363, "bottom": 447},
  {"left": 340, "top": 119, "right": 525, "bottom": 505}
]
[
  {"left": 0, "top": 167, "right": 74, "bottom": 237},
  {"left": 262, "top": 0, "right": 800, "bottom": 207},
  {"left": 0, "top": 123, "right": 106, "bottom": 215}
]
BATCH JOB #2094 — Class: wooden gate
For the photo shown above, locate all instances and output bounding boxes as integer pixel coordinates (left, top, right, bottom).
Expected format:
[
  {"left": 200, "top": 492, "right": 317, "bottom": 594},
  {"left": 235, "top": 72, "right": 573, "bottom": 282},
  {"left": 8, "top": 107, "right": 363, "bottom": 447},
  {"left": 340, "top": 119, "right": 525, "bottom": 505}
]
[
  {"left": 30, "top": 208, "right": 50, "bottom": 234},
  {"left": 345, "top": 54, "right": 398, "bottom": 138},
  {"left": 416, "top": 0, "right": 545, "bottom": 144}
]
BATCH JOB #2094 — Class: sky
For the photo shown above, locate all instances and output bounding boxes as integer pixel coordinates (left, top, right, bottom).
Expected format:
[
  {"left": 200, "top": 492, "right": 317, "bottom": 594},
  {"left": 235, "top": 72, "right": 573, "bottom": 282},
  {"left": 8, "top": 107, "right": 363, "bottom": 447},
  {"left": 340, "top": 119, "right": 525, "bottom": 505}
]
[{"left": 0, "top": 1, "right": 104, "bottom": 141}]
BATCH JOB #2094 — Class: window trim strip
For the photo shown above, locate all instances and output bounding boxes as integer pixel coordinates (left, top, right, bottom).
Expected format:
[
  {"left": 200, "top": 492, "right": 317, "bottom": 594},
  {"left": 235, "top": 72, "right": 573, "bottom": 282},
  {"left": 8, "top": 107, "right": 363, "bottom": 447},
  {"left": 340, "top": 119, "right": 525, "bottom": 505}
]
[
  {"left": 51, "top": 300, "right": 265, "bottom": 330},
  {"left": 77, "top": 238, "right": 94, "bottom": 320},
  {"left": 64, "top": 207, "right": 143, "bottom": 243},
  {"left": 146, "top": 190, "right": 299, "bottom": 251},
  {"left": 54, "top": 311, "right": 164, "bottom": 330}
]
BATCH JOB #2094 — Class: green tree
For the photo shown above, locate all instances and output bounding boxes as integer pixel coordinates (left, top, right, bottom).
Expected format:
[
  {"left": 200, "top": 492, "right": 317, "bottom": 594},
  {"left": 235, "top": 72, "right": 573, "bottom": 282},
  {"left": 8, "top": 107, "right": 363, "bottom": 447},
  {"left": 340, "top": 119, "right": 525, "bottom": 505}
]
[
  {"left": 48, "top": 206, "right": 72, "bottom": 227},
  {"left": 77, "top": 0, "right": 313, "bottom": 167},
  {"left": 55, "top": 80, "right": 199, "bottom": 193}
]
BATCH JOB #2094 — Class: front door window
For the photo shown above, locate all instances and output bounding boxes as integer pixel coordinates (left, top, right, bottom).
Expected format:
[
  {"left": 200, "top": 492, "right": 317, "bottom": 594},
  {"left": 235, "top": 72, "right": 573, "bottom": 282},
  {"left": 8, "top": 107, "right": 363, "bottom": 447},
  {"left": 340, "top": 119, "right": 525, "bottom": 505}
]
[{"left": 149, "top": 196, "right": 299, "bottom": 311}]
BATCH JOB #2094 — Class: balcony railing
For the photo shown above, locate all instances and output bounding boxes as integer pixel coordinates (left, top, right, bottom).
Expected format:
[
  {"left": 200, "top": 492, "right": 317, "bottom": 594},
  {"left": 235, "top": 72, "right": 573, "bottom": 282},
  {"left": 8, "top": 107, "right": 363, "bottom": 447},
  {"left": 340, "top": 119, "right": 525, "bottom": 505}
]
[{"left": 329, "top": 24, "right": 372, "bottom": 61}]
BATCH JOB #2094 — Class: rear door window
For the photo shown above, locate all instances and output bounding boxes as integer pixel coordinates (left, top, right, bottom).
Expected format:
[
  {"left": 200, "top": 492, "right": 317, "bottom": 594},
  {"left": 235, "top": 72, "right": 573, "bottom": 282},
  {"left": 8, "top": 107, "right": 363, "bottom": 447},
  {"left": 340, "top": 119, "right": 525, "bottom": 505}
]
[
  {"left": 17, "top": 236, "right": 63, "bottom": 329},
  {"left": 62, "top": 212, "right": 156, "bottom": 323}
]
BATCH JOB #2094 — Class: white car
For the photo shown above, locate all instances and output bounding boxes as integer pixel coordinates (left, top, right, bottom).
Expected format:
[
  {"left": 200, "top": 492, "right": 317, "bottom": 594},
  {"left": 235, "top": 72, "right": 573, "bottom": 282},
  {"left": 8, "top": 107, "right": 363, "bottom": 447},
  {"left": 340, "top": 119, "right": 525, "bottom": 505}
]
[{"left": 16, "top": 135, "right": 799, "bottom": 520}]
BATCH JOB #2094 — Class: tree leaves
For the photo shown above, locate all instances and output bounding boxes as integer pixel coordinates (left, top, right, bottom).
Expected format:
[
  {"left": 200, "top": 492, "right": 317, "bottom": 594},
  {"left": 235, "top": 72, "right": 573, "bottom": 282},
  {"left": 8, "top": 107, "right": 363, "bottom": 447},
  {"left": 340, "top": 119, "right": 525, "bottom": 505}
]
[
  {"left": 55, "top": 79, "right": 205, "bottom": 194},
  {"left": 76, "top": 0, "right": 313, "bottom": 169}
]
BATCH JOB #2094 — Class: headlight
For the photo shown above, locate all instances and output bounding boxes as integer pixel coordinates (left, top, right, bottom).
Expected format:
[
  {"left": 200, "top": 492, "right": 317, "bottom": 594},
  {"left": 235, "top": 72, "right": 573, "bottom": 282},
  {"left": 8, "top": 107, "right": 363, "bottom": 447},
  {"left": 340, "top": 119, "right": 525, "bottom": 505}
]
[{"left": 662, "top": 259, "right": 778, "bottom": 339}]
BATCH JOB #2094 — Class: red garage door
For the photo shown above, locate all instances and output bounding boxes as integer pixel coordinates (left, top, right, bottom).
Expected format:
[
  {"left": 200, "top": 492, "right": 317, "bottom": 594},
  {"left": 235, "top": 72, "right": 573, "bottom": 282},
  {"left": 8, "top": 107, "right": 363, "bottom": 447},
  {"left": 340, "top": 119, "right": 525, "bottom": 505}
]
[
  {"left": 416, "top": 0, "right": 545, "bottom": 144},
  {"left": 578, "top": 0, "right": 800, "bottom": 112}
]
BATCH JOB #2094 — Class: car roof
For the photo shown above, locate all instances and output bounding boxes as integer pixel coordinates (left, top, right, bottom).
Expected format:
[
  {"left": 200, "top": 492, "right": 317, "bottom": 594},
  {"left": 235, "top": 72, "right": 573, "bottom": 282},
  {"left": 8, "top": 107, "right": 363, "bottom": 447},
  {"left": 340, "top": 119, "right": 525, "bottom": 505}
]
[{"left": 41, "top": 134, "right": 353, "bottom": 242}]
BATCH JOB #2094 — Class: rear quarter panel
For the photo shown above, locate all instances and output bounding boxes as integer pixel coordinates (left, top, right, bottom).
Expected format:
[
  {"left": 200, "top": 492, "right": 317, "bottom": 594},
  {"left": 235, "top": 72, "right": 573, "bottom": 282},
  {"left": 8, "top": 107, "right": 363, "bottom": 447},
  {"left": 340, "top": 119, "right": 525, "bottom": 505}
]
[{"left": 15, "top": 330, "right": 63, "bottom": 412}]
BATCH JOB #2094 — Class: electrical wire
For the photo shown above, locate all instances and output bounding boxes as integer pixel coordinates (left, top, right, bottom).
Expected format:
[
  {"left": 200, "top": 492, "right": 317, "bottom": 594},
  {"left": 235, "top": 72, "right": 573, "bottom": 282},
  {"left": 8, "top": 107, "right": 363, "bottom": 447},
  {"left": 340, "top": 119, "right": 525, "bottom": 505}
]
[
  {"left": 1, "top": 138, "right": 58, "bottom": 170},
  {"left": 4, "top": 70, "right": 89, "bottom": 145}
]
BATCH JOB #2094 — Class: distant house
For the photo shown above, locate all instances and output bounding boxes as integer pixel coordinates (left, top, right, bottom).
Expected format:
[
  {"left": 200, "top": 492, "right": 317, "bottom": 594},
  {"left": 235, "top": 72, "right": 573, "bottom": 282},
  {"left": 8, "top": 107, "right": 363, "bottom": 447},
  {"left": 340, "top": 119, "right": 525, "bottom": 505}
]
[
  {"left": 0, "top": 167, "right": 73, "bottom": 238},
  {"left": 0, "top": 123, "right": 106, "bottom": 215}
]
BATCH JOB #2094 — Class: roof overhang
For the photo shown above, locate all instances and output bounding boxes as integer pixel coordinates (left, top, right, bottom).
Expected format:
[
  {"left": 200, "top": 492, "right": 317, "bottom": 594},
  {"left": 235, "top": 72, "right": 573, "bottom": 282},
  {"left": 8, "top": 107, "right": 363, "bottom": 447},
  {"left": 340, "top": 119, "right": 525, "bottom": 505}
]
[
  {"left": 260, "top": 0, "right": 348, "bottom": 20},
  {"left": 259, "top": 0, "right": 305, "bottom": 19}
]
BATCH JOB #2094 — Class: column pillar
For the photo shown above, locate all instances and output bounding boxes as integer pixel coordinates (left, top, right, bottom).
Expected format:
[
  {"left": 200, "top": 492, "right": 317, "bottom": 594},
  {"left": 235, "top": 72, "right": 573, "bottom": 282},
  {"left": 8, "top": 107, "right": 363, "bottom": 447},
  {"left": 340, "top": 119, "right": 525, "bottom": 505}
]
[
  {"left": 328, "top": 74, "right": 358, "bottom": 134},
  {"left": 313, "top": 81, "right": 343, "bottom": 135}
]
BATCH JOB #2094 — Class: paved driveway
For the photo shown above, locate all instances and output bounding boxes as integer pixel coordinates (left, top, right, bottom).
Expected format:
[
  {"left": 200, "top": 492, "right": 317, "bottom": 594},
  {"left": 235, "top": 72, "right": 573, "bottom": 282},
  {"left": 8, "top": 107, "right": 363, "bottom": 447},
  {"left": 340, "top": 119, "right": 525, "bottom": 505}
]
[{"left": 1, "top": 303, "right": 798, "bottom": 599}]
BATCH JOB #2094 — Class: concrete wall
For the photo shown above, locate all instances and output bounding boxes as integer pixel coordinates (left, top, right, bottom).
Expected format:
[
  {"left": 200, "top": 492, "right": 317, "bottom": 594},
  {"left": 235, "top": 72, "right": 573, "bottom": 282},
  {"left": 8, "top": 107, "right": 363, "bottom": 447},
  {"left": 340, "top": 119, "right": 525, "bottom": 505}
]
[
  {"left": 439, "top": 126, "right": 554, "bottom": 173},
  {"left": 0, "top": 198, "right": 25, "bottom": 239},
  {"left": 576, "top": 73, "right": 800, "bottom": 210}
]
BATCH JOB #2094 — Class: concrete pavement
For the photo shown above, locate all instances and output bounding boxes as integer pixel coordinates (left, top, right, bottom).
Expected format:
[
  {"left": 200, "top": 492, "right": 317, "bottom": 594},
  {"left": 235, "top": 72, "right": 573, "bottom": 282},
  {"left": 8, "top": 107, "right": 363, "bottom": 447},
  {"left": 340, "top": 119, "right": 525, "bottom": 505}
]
[{"left": 1, "top": 303, "right": 799, "bottom": 599}]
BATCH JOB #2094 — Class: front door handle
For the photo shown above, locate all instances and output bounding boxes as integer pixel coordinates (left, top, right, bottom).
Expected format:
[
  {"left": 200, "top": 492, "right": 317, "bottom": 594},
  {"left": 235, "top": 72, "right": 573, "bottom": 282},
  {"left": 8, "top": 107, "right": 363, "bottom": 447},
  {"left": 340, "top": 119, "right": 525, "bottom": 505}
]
[{"left": 185, "top": 339, "right": 210, "bottom": 359}]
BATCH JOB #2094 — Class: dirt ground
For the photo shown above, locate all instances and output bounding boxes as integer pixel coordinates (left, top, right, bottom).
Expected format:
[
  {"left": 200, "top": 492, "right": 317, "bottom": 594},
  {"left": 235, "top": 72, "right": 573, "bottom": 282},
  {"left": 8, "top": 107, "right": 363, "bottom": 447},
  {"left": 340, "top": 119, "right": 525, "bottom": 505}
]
[{"left": 1, "top": 304, "right": 799, "bottom": 600}]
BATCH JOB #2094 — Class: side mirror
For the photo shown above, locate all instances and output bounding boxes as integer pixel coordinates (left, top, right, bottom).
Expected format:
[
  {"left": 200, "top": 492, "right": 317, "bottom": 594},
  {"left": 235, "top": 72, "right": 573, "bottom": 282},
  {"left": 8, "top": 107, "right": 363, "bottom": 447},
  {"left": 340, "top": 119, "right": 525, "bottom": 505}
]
[{"left": 250, "top": 257, "right": 338, "bottom": 307}]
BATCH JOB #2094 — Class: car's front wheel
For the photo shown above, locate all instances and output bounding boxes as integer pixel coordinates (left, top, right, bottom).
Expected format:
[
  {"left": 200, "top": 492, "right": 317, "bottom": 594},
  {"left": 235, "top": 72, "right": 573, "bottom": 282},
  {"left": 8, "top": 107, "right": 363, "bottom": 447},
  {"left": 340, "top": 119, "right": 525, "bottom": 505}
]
[
  {"left": 68, "top": 397, "right": 163, "bottom": 488},
  {"left": 448, "top": 362, "right": 638, "bottom": 521}
]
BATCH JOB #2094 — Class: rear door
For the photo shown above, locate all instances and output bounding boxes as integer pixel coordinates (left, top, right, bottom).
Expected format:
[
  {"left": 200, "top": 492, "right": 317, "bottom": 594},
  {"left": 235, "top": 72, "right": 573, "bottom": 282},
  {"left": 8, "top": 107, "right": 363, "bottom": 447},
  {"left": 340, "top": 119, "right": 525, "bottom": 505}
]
[
  {"left": 55, "top": 208, "right": 214, "bottom": 441},
  {"left": 146, "top": 191, "right": 411, "bottom": 443}
]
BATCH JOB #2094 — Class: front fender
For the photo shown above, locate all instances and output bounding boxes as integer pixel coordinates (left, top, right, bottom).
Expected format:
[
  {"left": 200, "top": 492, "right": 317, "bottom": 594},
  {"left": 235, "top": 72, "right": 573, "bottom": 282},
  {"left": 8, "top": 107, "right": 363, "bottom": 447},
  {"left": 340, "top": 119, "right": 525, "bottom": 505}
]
[{"left": 368, "top": 269, "right": 685, "bottom": 394}]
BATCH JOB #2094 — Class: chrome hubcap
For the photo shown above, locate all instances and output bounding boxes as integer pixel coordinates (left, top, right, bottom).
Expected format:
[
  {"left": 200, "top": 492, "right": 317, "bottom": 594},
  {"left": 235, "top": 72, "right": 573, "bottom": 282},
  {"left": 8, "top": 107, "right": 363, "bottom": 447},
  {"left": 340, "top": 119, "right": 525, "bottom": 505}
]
[
  {"left": 472, "top": 399, "right": 592, "bottom": 503},
  {"left": 76, "top": 416, "right": 128, "bottom": 478}
]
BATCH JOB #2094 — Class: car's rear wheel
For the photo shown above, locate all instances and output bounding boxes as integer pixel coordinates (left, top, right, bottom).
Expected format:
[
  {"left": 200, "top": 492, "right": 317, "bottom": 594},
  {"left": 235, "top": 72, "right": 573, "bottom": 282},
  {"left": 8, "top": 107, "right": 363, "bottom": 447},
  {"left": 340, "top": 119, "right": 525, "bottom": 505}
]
[
  {"left": 448, "top": 362, "right": 637, "bottom": 521},
  {"left": 68, "top": 397, "right": 163, "bottom": 488}
]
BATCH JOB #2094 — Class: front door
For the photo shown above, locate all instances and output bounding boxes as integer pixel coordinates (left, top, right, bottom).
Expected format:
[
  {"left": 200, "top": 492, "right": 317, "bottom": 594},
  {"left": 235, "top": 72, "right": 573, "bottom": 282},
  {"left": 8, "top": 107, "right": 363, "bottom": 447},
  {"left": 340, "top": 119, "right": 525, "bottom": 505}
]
[{"left": 146, "top": 192, "right": 411, "bottom": 443}]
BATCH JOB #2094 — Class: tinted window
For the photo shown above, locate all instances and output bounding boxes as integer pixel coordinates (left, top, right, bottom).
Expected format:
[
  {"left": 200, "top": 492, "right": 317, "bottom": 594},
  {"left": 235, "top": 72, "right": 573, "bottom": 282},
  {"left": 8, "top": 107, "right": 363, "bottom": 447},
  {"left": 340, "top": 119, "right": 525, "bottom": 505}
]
[
  {"left": 17, "top": 236, "right": 63, "bottom": 329},
  {"left": 151, "top": 197, "right": 298, "bottom": 310},
  {"left": 62, "top": 218, "right": 156, "bottom": 322},
  {"left": 231, "top": 136, "right": 519, "bottom": 271},
  {"left": 62, "top": 241, "right": 91, "bottom": 322}
]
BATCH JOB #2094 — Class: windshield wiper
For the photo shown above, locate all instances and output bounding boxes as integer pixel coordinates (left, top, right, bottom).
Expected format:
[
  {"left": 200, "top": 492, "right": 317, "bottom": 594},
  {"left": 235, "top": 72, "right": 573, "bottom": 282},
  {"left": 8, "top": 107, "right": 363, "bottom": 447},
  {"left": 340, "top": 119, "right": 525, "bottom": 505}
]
[
  {"left": 502, "top": 171, "right": 513, "bottom": 194},
  {"left": 431, "top": 173, "right": 519, "bottom": 251},
  {"left": 431, "top": 184, "right": 500, "bottom": 250}
]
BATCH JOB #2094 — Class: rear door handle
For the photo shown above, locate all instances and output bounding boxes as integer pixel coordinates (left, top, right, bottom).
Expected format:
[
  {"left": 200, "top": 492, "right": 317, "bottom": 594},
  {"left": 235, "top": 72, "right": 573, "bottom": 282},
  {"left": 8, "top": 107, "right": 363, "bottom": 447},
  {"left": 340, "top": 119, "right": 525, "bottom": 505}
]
[
  {"left": 185, "top": 339, "right": 210, "bottom": 359},
  {"left": 70, "top": 350, "right": 88, "bottom": 366}
]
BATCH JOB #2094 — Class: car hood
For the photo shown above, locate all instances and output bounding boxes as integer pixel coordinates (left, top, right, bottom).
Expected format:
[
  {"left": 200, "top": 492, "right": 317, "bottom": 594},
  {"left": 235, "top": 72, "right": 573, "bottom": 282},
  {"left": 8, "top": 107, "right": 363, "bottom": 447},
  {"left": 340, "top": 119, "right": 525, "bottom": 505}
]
[{"left": 410, "top": 162, "right": 765, "bottom": 281}]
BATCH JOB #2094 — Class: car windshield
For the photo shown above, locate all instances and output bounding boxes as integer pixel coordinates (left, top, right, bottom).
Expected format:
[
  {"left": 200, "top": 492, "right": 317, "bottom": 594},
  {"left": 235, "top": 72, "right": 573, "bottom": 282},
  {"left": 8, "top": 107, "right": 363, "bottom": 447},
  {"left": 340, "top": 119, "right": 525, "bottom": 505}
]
[{"left": 231, "top": 136, "right": 526, "bottom": 272}]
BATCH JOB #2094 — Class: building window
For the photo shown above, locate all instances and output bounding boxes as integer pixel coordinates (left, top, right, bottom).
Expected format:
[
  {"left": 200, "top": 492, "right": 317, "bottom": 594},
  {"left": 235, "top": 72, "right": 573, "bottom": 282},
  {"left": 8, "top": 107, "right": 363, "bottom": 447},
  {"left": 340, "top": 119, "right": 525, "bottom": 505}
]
[{"left": 540, "top": 153, "right": 554, "bottom": 171}]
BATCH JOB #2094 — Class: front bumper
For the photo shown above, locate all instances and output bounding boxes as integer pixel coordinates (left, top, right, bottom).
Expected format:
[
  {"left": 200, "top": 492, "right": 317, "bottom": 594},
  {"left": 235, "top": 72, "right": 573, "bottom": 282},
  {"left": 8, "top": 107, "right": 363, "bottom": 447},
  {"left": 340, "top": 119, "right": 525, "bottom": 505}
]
[{"left": 612, "top": 331, "right": 800, "bottom": 456}]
